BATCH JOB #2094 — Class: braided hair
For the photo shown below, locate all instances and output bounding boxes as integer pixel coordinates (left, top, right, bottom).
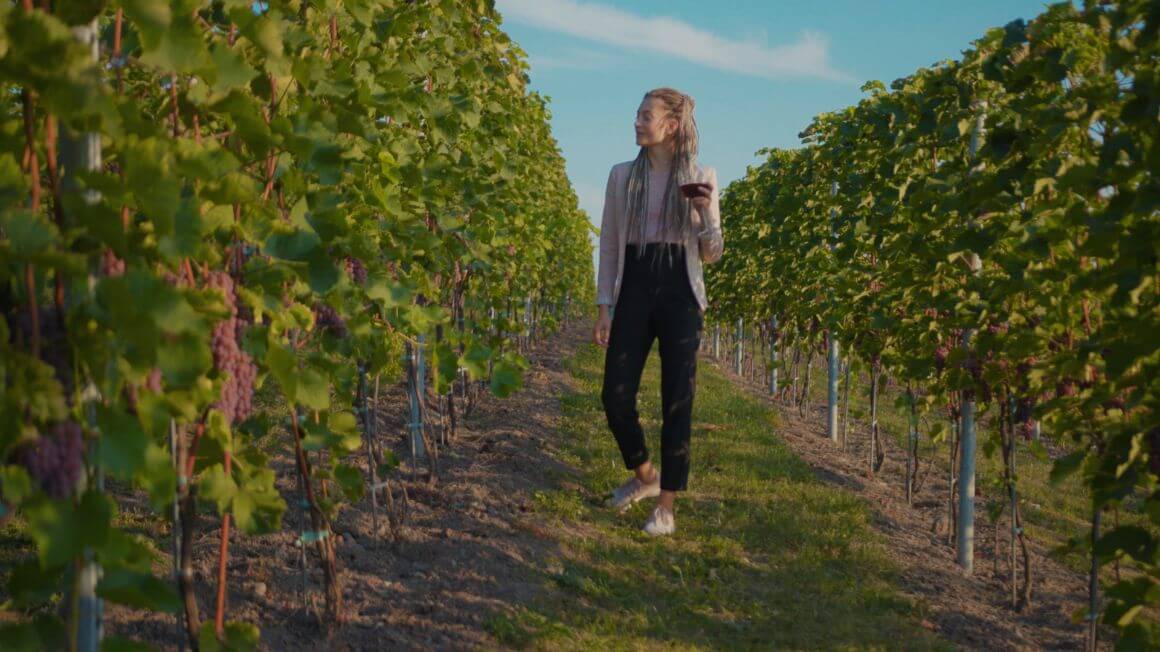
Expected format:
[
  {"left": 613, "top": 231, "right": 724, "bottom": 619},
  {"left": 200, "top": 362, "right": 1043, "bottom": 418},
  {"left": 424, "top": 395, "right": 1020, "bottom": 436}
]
[{"left": 624, "top": 88, "right": 701, "bottom": 255}]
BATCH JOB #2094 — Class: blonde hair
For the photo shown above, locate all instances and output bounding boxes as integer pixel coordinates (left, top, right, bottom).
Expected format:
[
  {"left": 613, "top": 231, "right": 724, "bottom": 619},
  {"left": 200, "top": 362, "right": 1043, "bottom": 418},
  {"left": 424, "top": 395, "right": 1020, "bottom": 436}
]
[{"left": 624, "top": 87, "right": 700, "bottom": 252}]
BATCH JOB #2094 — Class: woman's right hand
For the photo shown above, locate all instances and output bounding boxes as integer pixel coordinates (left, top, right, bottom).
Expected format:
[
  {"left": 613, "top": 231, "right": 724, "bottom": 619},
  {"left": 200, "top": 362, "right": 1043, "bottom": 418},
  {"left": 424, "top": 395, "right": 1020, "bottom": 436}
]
[{"left": 593, "top": 308, "right": 612, "bottom": 348}]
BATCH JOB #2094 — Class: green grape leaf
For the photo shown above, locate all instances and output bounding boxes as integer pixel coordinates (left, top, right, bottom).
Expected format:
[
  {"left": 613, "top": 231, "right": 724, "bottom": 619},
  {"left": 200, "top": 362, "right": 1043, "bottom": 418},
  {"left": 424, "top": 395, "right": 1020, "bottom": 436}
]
[
  {"left": 301, "top": 421, "right": 360, "bottom": 454},
  {"left": 296, "top": 367, "right": 330, "bottom": 411},
  {"left": 198, "top": 463, "right": 237, "bottom": 514},
  {"left": 199, "top": 620, "right": 260, "bottom": 652},
  {"left": 157, "top": 332, "right": 213, "bottom": 390},
  {"left": 333, "top": 463, "right": 366, "bottom": 502},
  {"left": 6, "top": 559, "right": 64, "bottom": 609},
  {"left": 365, "top": 277, "right": 412, "bottom": 307},
  {"left": 264, "top": 229, "right": 321, "bottom": 262},
  {"left": 123, "top": 0, "right": 210, "bottom": 73},
  {"left": 25, "top": 491, "right": 113, "bottom": 568},
  {"left": 265, "top": 341, "right": 297, "bottom": 402},
  {"left": 459, "top": 342, "right": 492, "bottom": 379},
  {"left": 1094, "top": 526, "right": 1156, "bottom": 565},
  {"left": 490, "top": 357, "right": 524, "bottom": 398},
  {"left": 136, "top": 439, "right": 179, "bottom": 511},
  {"left": 0, "top": 614, "right": 65, "bottom": 652},
  {"left": 0, "top": 210, "right": 57, "bottom": 258},
  {"left": 432, "top": 341, "right": 459, "bottom": 395},
  {"left": 0, "top": 465, "right": 34, "bottom": 505},
  {"left": 96, "top": 405, "right": 149, "bottom": 481},
  {"left": 231, "top": 465, "right": 284, "bottom": 535},
  {"left": 208, "top": 43, "right": 258, "bottom": 95},
  {"left": 306, "top": 250, "right": 339, "bottom": 294}
]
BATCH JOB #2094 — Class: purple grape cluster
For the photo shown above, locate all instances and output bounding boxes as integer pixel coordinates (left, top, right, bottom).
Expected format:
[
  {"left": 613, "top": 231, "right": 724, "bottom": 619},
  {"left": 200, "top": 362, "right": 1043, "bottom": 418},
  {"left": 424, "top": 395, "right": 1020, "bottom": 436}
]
[
  {"left": 21, "top": 421, "right": 84, "bottom": 500},
  {"left": 1150, "top": 427, "right": 1160, "bottom": 476},
  {"left": 1055, "top": 380, "right": 1078, "bottom": 399},
  {"left": 933, "top": 344, "right": 950, "bottom": 373},
  {"left": 1101, "top": 396, "right": 1126, "bottom": 412},
  {"left": 344, "top": 257, "right": 367, "bottom": 285},
  {"left": 100, "top": 249, "right": 125, "bottom": 277},
  {"left": 1014, "top": 397, "right": 1035, "bottom": 441},
  {"left": 205, "top": 271, "right": 257, "bottom": 424},
  {"left": 314, "top": 302, "right": 348, "bottom": 338},
  {"left": 144, "top": 367, "right": 163, "bottom": 393},
  {"left": 1017, "top": 355, "right": 1037, "bottom": 377}
]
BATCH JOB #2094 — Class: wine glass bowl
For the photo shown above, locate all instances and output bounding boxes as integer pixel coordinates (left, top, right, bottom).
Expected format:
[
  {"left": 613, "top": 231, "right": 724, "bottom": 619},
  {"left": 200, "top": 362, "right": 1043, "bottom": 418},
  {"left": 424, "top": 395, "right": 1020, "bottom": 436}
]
[{"left": 679, "top": 182, "right": 713, "bottom": 199}]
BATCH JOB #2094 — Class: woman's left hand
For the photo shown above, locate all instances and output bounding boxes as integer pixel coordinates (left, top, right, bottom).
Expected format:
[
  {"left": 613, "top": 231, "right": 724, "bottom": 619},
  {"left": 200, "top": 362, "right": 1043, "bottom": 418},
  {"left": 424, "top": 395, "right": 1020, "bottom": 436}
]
[{"left": 687, "top": 184, "right": 712, "bottom": 227}]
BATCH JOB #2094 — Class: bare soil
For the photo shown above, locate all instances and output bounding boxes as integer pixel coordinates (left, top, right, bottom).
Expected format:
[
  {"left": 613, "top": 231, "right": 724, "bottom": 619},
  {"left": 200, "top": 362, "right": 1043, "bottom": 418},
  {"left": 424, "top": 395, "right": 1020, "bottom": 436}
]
[
  {"left": 101, "top": 320, "right": 1105, "bottom": 650},
  {"left": 105, "top": 322, "right": 587, "bottom": 651}
]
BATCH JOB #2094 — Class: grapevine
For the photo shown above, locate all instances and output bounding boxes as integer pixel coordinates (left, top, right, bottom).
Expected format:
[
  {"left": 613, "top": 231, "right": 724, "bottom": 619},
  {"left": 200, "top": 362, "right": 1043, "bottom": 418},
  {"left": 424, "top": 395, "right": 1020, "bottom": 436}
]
[
  {"left": 206, "top": 270, "right": 257, "bottom": 425},
  {"left": 18, "top": 420, "right": 84, "bottom": 501},
  {"left": 706, "top": 2, "right": 1158, "bottom": 646},
  {"left": 0, "top": 1, "right": 593, "bottom": 650}
]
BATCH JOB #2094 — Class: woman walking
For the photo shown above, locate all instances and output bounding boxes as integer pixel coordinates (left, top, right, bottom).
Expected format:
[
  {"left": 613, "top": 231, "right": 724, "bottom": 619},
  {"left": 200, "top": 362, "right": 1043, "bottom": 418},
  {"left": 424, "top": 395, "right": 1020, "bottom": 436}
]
[{"left": 592, "top": 87, "right": 724, "bottom": 536}]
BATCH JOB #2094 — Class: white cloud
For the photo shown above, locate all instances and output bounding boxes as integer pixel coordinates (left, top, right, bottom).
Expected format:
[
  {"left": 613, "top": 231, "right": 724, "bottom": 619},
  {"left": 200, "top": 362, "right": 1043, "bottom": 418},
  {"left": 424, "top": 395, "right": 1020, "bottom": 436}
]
[{"left": 496, "top": 0, "right": 852, "bottom": 82}]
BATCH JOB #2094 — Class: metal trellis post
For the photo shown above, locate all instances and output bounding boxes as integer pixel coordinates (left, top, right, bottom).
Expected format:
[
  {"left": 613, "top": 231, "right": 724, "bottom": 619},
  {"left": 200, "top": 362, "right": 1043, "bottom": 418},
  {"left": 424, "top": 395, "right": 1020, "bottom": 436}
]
[
  {"left": 734, "top": 318, "right": 744, "bottom": 376},
  {"left": 827, "top": 180, "right": 840, "bottom": 443},
  {"left": 64, "top": 19, "right": 104, "bottom": 652},
  {"left": 956, "top": 100, "right": 987, "bottom": 574},
  {"left": 769, "top": 315, "right": 779, "bottom": 395},
  {"left": 828, "top": 335, "right": 840, "bottom": 443}
]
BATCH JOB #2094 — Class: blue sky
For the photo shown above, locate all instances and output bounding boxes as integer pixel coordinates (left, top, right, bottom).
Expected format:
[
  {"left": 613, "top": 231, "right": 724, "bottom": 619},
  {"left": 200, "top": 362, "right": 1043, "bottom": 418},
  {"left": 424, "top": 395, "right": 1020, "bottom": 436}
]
[{"left": 493, "top": 0, "right": 1061, "bottom": 235}]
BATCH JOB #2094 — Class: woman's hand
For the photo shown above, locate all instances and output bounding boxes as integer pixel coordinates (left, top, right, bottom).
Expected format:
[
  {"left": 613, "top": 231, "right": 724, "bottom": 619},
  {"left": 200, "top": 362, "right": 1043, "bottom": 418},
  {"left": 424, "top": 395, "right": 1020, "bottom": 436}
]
[
  {"left": 594, "top": 307, "right": 612, "bottom": 348},
  {"left": 681, "top": 182, "right": 713, "bottom": 229}
]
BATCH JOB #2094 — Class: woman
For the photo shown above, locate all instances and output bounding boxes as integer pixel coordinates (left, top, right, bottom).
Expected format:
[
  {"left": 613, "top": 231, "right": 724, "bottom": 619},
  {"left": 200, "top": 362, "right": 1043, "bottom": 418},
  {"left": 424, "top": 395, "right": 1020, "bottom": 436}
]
[{"left": 593, "top": 87, "right": 724, "bottom": 536}]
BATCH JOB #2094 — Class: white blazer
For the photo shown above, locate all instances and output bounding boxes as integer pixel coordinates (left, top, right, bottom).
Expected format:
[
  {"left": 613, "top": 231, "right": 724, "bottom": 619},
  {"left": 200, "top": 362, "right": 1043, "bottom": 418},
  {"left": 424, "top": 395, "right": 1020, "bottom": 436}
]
[{"left": 595, "top": 161, "right": 724, "bottom": 311}]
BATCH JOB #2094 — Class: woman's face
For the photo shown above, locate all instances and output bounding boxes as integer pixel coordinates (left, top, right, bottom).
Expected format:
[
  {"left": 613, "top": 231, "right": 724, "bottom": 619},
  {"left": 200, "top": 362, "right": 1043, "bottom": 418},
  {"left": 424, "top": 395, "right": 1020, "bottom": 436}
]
[{"left": 634, "top": 97, "right": 676, "bottom": 148}]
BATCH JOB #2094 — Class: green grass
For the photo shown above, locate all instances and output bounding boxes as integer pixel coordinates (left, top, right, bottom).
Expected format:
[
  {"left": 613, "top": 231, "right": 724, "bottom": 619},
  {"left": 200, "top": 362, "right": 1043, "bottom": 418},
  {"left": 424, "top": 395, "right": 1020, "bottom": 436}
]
[{"left": 490, "top": 342, "right": 949, "bottom": 651}]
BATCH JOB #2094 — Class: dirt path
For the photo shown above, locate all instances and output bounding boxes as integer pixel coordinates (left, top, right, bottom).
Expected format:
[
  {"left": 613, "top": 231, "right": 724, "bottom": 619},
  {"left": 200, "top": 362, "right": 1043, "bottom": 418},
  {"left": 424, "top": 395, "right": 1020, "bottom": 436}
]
[
  {"left": 707, "top": 357, "right": 1100, "bottom": 651},
  {"left": 105, "top": 321, "right": 589, "bottom": 650},
  {"left": 103, "top": 320, "right": 1102, "bottom": 650}
]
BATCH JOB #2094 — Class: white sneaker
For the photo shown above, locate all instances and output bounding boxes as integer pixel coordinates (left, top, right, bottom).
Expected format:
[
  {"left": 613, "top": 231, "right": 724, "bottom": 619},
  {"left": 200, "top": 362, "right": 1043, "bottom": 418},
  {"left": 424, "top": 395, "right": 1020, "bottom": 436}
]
[
  {"left": 642, "top": 505, "right": 675, "bottom": 536},
  {"left": 609, "top": 473, "right": 661, "bottom": 511}
]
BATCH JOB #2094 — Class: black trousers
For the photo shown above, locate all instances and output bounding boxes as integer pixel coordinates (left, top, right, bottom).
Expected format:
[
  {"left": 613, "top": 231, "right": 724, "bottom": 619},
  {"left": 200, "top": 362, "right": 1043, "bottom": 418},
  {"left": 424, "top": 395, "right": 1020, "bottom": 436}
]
[{"left": 601, "top": 243, "right": 703, "bottom": 492}]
